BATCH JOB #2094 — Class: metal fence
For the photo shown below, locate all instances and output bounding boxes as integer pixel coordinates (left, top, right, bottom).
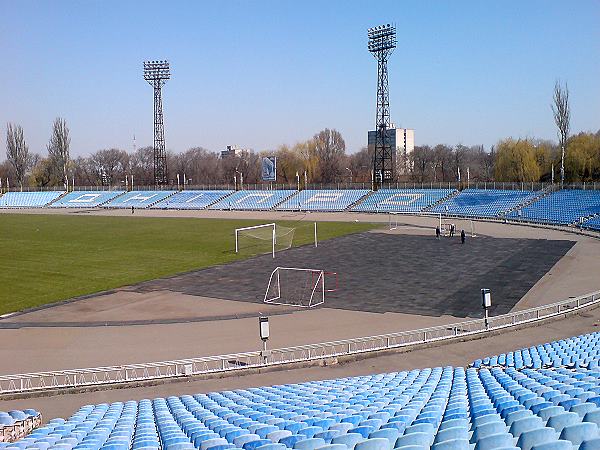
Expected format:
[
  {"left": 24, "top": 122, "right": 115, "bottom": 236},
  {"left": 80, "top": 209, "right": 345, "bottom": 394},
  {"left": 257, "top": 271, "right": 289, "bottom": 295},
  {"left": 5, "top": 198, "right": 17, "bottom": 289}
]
[
  {"left": 7, "top": 182, "right": 600, "bottom": 193},
  {"left": 1, "top": 290, "right": 598, "bottom": 395}
]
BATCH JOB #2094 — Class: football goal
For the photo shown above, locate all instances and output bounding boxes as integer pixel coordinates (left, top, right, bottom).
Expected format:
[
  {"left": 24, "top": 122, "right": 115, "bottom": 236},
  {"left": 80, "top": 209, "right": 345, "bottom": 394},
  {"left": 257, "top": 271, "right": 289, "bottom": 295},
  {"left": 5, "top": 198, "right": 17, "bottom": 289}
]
[
  {"left": 388, "top": 211, "right": 442, "bottom": 231},
  {"left": 235, "top": 223, "right": 295, "bottom": 258},
  {"left": 264, "top": 267, "right": 337, "bottom": 307},
  {"left": 388, "top": 212, "right": 476, "bottom": 237}
]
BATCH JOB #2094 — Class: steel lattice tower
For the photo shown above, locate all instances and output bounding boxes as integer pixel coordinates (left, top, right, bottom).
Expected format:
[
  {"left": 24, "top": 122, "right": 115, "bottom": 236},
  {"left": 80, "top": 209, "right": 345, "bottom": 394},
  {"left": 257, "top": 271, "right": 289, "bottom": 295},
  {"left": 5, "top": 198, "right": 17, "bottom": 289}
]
[
  {"left": 368, "top": 24, "right": 396, "bottom": 188},
  {"left": 143, "top": 60, "right": 170, "bottom": 186}
]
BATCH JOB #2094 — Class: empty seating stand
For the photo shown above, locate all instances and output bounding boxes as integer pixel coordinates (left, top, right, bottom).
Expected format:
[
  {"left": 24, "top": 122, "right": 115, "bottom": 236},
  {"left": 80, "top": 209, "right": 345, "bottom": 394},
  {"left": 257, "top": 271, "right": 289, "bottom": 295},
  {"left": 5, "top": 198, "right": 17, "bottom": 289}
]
[
  {"left": 507, "top": 190, "right": 600, "bottom": 225},
  {"left": 351, "top": 189, "right": 455, "bottom": 212},
  {"left": 430, "top": 189, "right": 540, "bottom": 217},
  {"left": 152, "top": 191, "right": 233, "bottom": 209},
  {"left": 103, "top": 191, "right": 176, "bottom": 209},
  {"left": 11, "top": 359, "right": 600, "bottom": 450},
  {"left": 50, "top": 191, "right": 125, "bottom": 208},
  {"left": 210, "top": 190, "right": 296, "bottom": 210},
  {"left": 0, "top": 191, "right": 64, "bottom": 208},
  {"left": 473, "top": 332, "right": 600, "bottom": 370},
  {"left": 278, "top": 190, "right": 370, "bottom": 212}
]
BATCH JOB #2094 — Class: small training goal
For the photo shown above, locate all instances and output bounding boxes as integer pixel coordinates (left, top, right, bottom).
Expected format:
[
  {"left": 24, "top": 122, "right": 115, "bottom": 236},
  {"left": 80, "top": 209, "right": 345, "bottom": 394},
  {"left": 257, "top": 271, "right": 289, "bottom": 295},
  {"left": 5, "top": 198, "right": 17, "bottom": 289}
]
[{"left": 264, "top": 267, "right": 337, "bottom": 308}]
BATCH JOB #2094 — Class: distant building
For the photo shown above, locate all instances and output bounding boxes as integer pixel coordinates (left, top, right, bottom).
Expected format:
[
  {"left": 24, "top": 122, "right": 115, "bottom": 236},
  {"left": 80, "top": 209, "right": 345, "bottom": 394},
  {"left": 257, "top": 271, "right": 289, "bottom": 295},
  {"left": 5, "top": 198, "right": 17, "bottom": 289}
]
[
  {"left": 368, "top": 126, "right": 415, "bottom": 176},
  {"left": 221, "top": 145, "right": 248, "bottom": 159}
]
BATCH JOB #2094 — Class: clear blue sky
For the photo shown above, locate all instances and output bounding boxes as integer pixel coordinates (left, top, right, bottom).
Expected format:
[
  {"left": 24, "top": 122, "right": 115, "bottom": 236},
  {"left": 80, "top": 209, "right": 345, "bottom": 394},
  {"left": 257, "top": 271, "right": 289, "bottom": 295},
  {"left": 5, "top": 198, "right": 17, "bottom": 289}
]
[{"left": 1, "top": 0, "right": 599, "bottom": 157}]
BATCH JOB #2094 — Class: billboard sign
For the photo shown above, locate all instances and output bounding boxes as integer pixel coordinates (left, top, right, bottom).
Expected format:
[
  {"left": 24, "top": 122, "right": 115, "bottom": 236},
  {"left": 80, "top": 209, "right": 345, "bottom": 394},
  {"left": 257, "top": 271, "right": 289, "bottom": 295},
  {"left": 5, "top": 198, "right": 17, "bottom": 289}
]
[{"left": 262, "top": 156, "right": 277, "bottom": 182}]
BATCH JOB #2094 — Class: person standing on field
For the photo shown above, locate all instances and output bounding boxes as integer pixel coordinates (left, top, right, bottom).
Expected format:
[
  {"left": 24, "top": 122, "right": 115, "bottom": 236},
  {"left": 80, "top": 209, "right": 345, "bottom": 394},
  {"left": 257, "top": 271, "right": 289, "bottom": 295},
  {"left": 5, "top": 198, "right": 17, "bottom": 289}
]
[
  {"left": 461, "top": 229, "right": 466, "bottom": 244},
  {"left": 436, "top": 226, "right": 440, "bottom": 240}
]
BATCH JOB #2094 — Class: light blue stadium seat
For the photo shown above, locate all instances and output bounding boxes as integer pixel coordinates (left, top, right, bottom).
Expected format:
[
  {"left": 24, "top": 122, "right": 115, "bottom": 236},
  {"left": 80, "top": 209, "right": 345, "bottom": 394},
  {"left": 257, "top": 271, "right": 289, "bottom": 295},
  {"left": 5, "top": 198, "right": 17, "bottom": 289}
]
[
  {"left": 530, "top": 441, "right": 573, "bottom": 450},
  {"left": 431, "top": 439, "right": 470, "bottom": 450},
  {"left": 473, "top": 432, "right": 515, "bottom": 450},
  {"left": 353, "top": 438, "right": 389, "bottom": 450},
  {"left": 516, "top": 428, "right": 559, "bottom": 450},
  {"left": 293, "top": 438, "right": 327, "bottom": 450},
  {"left": 558, "top": 422, "right": 599, "bottom": 446},
  {"left": 331, "top": 433, "right": 364, "bottom": 449},
  {"left": 394, "top": 432, "right": 432, "bottom": 448}
]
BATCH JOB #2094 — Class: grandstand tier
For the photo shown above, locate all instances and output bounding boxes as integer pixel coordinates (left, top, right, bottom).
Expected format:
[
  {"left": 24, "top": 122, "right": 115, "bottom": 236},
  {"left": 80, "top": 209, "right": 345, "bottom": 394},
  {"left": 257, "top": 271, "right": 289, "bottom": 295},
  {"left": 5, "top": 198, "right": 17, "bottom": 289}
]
[
  {"left": 152, "top": 190, "right": 233, "bottom": 209},
  {"left": 0, "top": 191, "right": 64, "bottom": 208},
  {"left": 351, "top": 189, "right": 456, "bottom": 213},
  {"left": 506, "top": 190, "right": 600, "bottom": 225},
  {"left": 10, "top": 359, "right": 600, "bottom": 450},
  {"left": 277, "top": 190, "right": 370, "bottom": 211},
  {"left": 50, "top": 191, "right": 125, "bottom": 208},
  {"left": 473, "top": 332, "right": 600, "bottom": 370},
  {"left": 103, "top": 191, "right": 176, "bottom": 209},
  {"left": 209, "top": 190, "right": 296, "bottom": 210},
  {"left": 430, "top": 189, "right": 541, "bottom": 217}
]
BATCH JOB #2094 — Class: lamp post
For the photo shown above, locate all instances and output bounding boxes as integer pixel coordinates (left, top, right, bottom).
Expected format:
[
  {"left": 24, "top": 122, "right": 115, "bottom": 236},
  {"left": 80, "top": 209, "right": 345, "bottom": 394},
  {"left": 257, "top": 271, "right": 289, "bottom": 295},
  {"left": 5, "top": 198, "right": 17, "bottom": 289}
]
[
  {"left": 143, "top": 60, "right": 170, "bottom": 186},
  {"left": 345, "top": 167, "right": 353, "bottom": 184}
]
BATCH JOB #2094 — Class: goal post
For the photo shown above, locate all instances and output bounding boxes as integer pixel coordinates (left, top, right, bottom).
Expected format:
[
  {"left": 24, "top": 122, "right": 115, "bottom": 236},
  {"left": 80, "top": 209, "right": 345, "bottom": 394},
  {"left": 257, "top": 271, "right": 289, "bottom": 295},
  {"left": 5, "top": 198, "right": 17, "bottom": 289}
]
[{"left": 264, "top": 267, "right": 327, "bottom": 308}]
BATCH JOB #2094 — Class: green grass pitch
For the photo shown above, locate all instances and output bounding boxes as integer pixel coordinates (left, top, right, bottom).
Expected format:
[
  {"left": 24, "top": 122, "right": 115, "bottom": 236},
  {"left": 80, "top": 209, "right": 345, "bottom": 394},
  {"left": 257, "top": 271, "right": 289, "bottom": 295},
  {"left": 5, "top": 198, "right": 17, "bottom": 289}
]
[{"left": 0, "top": 214, "right": 376, "bottom": 315}]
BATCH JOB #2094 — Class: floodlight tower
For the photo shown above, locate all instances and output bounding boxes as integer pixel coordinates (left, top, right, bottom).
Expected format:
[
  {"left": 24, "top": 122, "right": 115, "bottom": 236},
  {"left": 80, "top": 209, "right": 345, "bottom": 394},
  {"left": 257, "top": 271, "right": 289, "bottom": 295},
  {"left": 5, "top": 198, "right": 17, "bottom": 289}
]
[
  {"left": 368, "top": 24, "right": 396, "bottom": 188},
  {"left": 143, "top": 60, "right": 170, "bottom": 186}
]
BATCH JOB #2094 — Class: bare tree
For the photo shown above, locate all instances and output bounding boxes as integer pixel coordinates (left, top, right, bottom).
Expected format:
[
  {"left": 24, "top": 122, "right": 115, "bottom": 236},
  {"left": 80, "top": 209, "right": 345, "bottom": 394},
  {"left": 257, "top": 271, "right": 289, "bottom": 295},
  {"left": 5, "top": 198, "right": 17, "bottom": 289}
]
[
  {"left": 6, "top": 123, "right": 30, "bottom": 190},
  {"left": 47, "top": 117, "right": 71, "bottom": 188},
  {"left": 552, "top": 81, "right": 570, "bottom": 185},
  {"left": 91, "top": 148, "right": 129, "bottom": 186},
  {"left": 310, "top": 129, "right": 346, "bottom": 183}
]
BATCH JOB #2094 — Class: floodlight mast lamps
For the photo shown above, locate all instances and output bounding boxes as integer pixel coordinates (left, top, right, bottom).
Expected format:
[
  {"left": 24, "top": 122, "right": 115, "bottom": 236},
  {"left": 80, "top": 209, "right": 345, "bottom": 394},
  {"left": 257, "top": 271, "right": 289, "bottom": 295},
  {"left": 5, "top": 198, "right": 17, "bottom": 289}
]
[
  {"left": 143, "top": 60, "right": 170, "bottom": 186},
  {"left": 368, "top": 24, "right": 396, "bottom": 189}
]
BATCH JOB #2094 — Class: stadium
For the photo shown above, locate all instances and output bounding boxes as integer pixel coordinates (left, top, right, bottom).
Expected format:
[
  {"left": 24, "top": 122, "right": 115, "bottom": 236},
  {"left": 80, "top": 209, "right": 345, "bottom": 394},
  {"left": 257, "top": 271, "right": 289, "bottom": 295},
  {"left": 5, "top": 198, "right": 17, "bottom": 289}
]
[
  {"left": 2, "top": 186, "right": 600, "bottom": 450},
  {"left": 2, "top": 2, "right": 600, "bottom": 450}
]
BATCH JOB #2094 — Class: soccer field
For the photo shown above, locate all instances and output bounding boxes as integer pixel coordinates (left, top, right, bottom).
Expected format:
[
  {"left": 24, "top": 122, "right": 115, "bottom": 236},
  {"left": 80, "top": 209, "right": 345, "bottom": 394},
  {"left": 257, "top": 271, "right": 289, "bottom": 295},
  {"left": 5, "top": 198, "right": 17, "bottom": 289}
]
[{"left": 0, "top": 214, "right": 375, "bottom": 315}]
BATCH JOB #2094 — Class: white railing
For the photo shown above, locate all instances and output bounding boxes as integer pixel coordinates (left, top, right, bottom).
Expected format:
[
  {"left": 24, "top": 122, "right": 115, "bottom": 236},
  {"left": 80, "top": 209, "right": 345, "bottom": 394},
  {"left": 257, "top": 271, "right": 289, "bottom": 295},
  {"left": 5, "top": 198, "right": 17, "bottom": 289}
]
[{"left": 1, "top": 290, "right": 599, "bottom": 395}]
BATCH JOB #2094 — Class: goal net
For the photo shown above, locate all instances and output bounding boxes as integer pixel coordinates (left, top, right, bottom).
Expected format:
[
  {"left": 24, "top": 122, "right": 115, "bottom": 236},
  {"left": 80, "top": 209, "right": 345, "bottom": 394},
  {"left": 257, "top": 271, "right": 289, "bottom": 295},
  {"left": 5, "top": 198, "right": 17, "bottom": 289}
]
[
  {"left": 235, "top": 223, "right": 295, "bottom": 258},
  {"left": 264, "top": 267, "right": 336, "bottom": 307},
  {"left": 388, "top": 212, "right": 476, "bottom": 237},
  {"left": 388, "top": 211, "right": 442, "bottom": 231}
]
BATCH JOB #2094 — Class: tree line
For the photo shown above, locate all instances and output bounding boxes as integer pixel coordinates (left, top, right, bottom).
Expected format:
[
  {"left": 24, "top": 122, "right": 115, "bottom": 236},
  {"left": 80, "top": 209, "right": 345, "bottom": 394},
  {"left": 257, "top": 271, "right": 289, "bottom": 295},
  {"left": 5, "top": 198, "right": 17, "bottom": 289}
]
[
  {"left": 2, "top": 121, "right": 599, "bottom": 190},
  {"left": 2, "top": 83, "right": 599, "bottom": 189}
]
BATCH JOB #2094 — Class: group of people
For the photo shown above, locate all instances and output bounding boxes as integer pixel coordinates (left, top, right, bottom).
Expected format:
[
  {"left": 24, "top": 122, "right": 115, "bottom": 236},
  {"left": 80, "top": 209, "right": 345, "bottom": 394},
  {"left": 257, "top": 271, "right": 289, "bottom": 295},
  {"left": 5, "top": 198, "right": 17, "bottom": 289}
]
[{"left": 436, "top": 223, "right": 466, "bottom": 244}]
